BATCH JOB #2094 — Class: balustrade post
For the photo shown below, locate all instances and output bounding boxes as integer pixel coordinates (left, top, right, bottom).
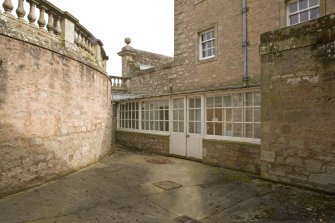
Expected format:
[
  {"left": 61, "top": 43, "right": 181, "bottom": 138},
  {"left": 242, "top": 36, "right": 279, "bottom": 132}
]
[
  {"left": 16, "top": 0, "right": 26, "bottom": 21},
  {"left": 3, "top": 0, "right": 13, "bottom": 15},
  {"left": 37, "top": 5, "right": 46, "bottom": 29},
  {"left": 61, "top": 12, "right": 78, "bottom": 44},
  {"left": 27, "top": 0, "right": 37, "bottom": 25},
  {"left": 46, "top": 12, "right": 54, "bottom": 33},
  {"left": 54, "top": 16, "right": 61, "bottom": 35}
]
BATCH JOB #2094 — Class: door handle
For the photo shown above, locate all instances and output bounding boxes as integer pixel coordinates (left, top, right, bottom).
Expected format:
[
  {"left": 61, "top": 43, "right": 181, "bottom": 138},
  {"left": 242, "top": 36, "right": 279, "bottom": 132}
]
[{"left": 187, "top": 134, "right": 190, "bottom": 138}]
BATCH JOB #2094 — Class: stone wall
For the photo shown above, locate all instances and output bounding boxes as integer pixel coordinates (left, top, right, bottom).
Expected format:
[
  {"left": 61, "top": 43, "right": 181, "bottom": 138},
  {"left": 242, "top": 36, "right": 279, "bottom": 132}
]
[
  {"left": 0, "top": 14, "right": 112, "bottom": 197},
  {"left": 116, "top": 131, "right": 169, "bottom": 155},
  {"left": 260, "top": 14, "right": 335, "bottom": 193},
  {"left": 203, "top": 139, "right": 260, "bottom": 174},
  {"left": 133, "top": 49, "right": 173, "bottom": 68}
]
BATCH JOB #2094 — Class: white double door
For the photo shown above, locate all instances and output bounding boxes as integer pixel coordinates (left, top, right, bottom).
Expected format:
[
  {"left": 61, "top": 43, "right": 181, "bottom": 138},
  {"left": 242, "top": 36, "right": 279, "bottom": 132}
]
[{"left": 170, "top": 96, "right": 203, "bottom": 159}]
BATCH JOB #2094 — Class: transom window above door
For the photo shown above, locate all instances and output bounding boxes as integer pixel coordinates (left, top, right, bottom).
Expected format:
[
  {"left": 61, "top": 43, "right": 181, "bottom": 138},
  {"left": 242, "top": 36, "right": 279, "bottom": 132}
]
[{"left": 288, "top": 0, "right": 319, "bottom": 26}]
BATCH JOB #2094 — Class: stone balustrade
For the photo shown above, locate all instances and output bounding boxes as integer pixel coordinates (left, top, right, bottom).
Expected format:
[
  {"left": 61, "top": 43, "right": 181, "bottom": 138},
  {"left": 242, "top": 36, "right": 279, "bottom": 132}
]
[
  {"left": 1, "top": 0, "right": 108, "bottom": 70},
  {"left": 110, "top": 76, "right": 129, "bottom": 90}
]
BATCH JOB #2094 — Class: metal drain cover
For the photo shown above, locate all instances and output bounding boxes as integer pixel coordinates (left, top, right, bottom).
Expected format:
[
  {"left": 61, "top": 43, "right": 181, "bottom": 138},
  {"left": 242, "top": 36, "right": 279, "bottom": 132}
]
[
  {"left": 175, "top": 215, "right": 201, "bottom": 223},
  {"left": 153, "top": 180, "right": 182, "bottom": 190}
]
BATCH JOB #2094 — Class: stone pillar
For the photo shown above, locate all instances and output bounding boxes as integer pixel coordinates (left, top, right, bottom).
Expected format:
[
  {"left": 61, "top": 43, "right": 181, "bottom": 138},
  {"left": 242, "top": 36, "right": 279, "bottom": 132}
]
[
  {"left": 117, "top": 38, "right": 137, "bottom": 78},
  {"left": 61, "top": 12, "right": 78, "bottom": 45}
]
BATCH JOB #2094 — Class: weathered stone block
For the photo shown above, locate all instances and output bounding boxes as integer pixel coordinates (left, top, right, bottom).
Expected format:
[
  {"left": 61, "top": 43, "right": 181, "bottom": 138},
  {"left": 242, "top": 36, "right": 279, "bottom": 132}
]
[{"left": 261, "top": 150, "right": 276, "bottom": 163}]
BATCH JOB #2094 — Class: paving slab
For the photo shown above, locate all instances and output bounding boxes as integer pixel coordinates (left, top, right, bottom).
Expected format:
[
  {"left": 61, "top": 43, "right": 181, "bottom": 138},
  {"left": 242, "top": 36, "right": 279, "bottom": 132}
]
[{"left": 0, "top": 149, "right": 334, "bottom": 223}]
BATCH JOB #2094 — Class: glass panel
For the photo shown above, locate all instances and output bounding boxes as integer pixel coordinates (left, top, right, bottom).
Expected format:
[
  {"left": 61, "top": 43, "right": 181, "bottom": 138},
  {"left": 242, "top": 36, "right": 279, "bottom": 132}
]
[
  {"left": 310, "top": 8, "right": 319, "bottom": 19},
  {"left": 206, "top": 97, "right": 214, "bottom": 107},
  {"left": 289, "top": 2, "right": 298, "bottom": 13},
  {"left": 299, "top": 0, "right": 308, "bottom": 10},
  {"left": 173, "top": 111, "right": 178, "bottom": 120},
  {"left": 132, "top": 120, "right": 135, "bottom": 129},
  {"left": 290, "top": 14, "right": 299, "bottom": 25},
  {"left": 233, "top": 108, "right": 242, "bottom": 122},
  {"left": 165, "top": 110, "right": 169, "bottom": 121},
  {"left": 246, "top": 108, "right": 253, "bottom": 122},
  {"left": 226, "top": 108, "right": 232, "bottom": 121},
  {"left": 300, "top": 11, "right": 308, "bottom": 22},
  {"left": 233, "top": 124, "right": 242, "bottom": 137},
  {"left": 189, "top": 110, "right": 194, "bottom": 121},
  {"left": 189, "top": 122, "right": 194, "bottom": 134},
  {"left": 195, "top": 98, "right": 201, "bottom": 108},
  {"left": 179, "top": 99, "right": 184, "bottom": 108},
  {"left": 215, "top": 109, "right": 222, "bottom": 122},
  {"left": 254, "top": 107, "right": 261, "bottom": 123},
  {"left": 246, "top": 92, "right": 253, "bottom": 106},
  {"left": 309, "top": 0, "right": 318, "bottom": 7},
  {"left": 223, "top": 95, "right": 232, "bottom": 107},
  {"left": 207, "top": 109, "right": 213, "bottom": 121},
  {"left": 215, "top": 96, "right": 222, "bottom": 107},
  {"left": 246, "top": 124, "right": 253, "bottom": 138},
  {"left": 233, "top": 93, "right": 242, "bottom": 107},
  {"left": 225, "top": 123, "right": 233, "bottom": 136},
  {"left": 196, "top": 109, "right": 201, "bottom": 121},
  {"left": 195, "top": 122, "right": 201, "bottom": 134},
  {"left": 173, "top": 121, "right": 178, "bottom": 132},
  {"left": 215, "top": 123, "right": 222, "bottom": 136},
  {"left": 159, "top": 121, "right": 164, "bottom": 131},
  {"left": 165, "top": 121, "right": 169, "bottom": 131},
  {"left": 254, "top": 124, "right": 261, "bottom": 139},
  {"left": 189, "top": 98, "right": 195, "bottom": 108},
  {"left": 207, "top": 123, "right": 214, "bottom": 135},
  {"left": 179, "top": 122, "right": 184, "bottom": 132},
  {"left": 179, "top": 110, "right": 184, "bottom": 121}
]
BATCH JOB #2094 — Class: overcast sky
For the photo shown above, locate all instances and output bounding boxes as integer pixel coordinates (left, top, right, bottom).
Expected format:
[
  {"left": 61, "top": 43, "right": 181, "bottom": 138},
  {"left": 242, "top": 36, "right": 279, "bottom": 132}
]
[{"left": 51, "top": 0, "right": 174, "bottom": 76}]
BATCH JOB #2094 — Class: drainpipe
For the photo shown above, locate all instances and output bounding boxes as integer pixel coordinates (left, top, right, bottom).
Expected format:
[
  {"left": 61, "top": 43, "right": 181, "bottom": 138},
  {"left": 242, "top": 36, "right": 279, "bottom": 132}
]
[{"left": 242, "top": 0, "right": 249, "bottom": 87}]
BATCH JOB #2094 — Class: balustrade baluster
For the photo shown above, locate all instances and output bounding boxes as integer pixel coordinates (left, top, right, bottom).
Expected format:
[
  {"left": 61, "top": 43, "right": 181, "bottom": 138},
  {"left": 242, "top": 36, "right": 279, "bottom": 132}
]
[
  {"left": 54, "top": 16, "right": 61, "bottom": 35},
  {"left": 3, "top": 0, "right": 13, "bottom": 15},
  {"left": 37, "top": 6, "right": 46, "bottom": 29},
  {"left": 27, "top": 0, "right": 37, "bottom": 25},
  {"left": 46, "top": 12, "right": 54, "bottom": 33},
  {"left": 77, "top": 33, "right": 82, "bottom": 47},
  {"left": 16, "top": 0, "right": 25, "bottom": 21}
]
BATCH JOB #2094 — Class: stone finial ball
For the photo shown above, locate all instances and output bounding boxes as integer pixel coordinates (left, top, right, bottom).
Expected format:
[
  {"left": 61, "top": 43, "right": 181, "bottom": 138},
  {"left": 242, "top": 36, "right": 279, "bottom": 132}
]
[{"left": 124, "top": 37, "right": 131, "bottom": 45}]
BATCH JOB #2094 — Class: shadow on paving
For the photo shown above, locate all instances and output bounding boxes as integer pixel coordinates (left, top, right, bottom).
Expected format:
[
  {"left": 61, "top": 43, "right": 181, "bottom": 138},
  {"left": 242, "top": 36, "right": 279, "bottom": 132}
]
[{"left": 0, "top": 148, "right": 334, "bottom": 223}]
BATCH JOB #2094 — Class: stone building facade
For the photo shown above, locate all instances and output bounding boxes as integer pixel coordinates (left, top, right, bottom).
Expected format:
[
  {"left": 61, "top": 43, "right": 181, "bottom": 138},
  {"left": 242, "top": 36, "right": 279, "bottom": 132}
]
[{"left": 112, "top": 0, "right": 335, "bottom": 192}]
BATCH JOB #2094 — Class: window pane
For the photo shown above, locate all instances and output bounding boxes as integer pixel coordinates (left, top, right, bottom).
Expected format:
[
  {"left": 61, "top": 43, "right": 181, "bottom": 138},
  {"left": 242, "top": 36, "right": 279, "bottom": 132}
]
[
  {"left": 195, "top": 122, "right": 201, "bottom": 134},
  {"left": 173, "top": 110, "right": 178, "bottom": 120},
  {"left": 226, "top": 108, "right": 232, "bottom": 121},
  {"left": 290, "top": 14, "right": 299, "bottom": 25},
  {"left": 223, "top": 95, "right": 232, "bottom": 107},
  {"left": 179, "top": 122, "right": 184, "bottom": 132},
  {"left": 300, "top": 11, "right": 308, "bottom": 22},
  {"left": 173, "top": 121, "right": 178, "bottom": 132},
  {"left": 189, "top": 122, "right": 194, "bottom": 134},
  {"left": 159, "top": 121, "right": 164, "bottom": 131},
  {"left": 309, "top": 0, "right": 318, "bottom": 7},
  {"left": 196, "top": 109, "right": 201, "bottom": 121},
  {"left": 189, "top": 98, "right": 194, "bottom": 108},
  {"left": 254, "top": 92, "right": 261, "bottom": 106},
  {"left": 206, "top": 97, "right": 214, "bottom": 107},
  {"left": 179, "top": 110, "right": 184, "bottom": 121},
  {"left": 246, "top": 92, "right": 253, "bottom": 106},
  {"left": 207, "top": 123, "right": 214, "bottom": 135},
  {"left": 225, "top": 123, "right": 233, "bottom": 136},
  {"left": 207, "top": 109, "right": 213, "bottom": 121},
  {"left": 233, "top": 108, "right": 242, "bottom": 122},
  {"left": 299, "top": 0, "right": 308, "bottom": 10},
  {"left": 215, "top": 123, "right": 222, "bottom": 136},
  {"left": 310, "top": 8, "right": 319, "bottom": 19},
  {"left": 195, "top": 98, "right": 201, "bottom": 108},
  {"left": 245, "top": 124, "right": 253, "bottom": 138},
  {"left": 289, "top": 2, "right": 298, "bottom": 13},
  {"left": 215, "top": 109, "right": 222, "bottom": 122},
  {"left": 165, "top": 121, "right": 169, "bottom": 131},
  {"left": 246, "top": 108, "right": 253, "bottom": 122},
  {"left": 189, "top": 110, "right": 194, "bottom": 121},
  {"left": 233, "top": 124, "right": 242, "bottom": 137},
  {"left": 208, "top": 49, "right": 213, "bottom": 57},
  {"left": 215, "top": 96, "right": 222, "bottom": 107},
  {"left": 233, "top": 93, "right": 242, "bottom": 107}
]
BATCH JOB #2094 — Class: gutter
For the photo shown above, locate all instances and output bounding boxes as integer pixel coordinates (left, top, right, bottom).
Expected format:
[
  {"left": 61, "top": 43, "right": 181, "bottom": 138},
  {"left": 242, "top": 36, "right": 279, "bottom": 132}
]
[{"left": 242, "top": 0, "right": 249, "bottom": 87}]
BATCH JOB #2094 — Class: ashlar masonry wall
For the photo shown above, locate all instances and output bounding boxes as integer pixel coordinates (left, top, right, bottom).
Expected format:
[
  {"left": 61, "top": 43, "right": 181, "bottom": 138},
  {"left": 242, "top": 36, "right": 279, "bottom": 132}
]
[
  {"left": 260, "top": 14, "right": 335, "bottom": 193},
  {"left": 0, "top": 11, "right": 111, "bottom": 197}
]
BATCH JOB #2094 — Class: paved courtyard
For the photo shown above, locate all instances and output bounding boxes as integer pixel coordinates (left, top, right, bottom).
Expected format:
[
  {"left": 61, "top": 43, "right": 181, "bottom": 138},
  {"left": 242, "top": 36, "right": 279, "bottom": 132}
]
[{"left": 0, "top": 148, "right": 334, "bottom": 223}]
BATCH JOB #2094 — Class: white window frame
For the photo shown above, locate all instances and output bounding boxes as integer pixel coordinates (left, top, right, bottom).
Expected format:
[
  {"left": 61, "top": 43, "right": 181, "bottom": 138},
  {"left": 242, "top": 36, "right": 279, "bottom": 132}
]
[
  {"left": 199, "top": 29, "right": 216, "bottom": 60},
  {"left": 287, "top": 0, "right": 320, "bottom": 26},
  {"left": 204, "top": 90, "right": 261, "bottom": 144},
  {"left": 119, "top": 102, "right": 140, "bottom": 130}
]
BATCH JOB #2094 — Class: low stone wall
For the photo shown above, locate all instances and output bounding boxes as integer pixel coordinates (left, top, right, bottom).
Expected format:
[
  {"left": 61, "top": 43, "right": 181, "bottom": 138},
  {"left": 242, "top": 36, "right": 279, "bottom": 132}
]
[
  {"left": 0, "top": 13, "right": 111, "bottom": 197},
  {"left": 116, "top": 131, "right": 169, "bottom": 154},
  {"left": 260, "top": 14, "right": 335, "bottom": 193},
  {"left": 203, "top": 139, "right": 260, "bottom": 174}
]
